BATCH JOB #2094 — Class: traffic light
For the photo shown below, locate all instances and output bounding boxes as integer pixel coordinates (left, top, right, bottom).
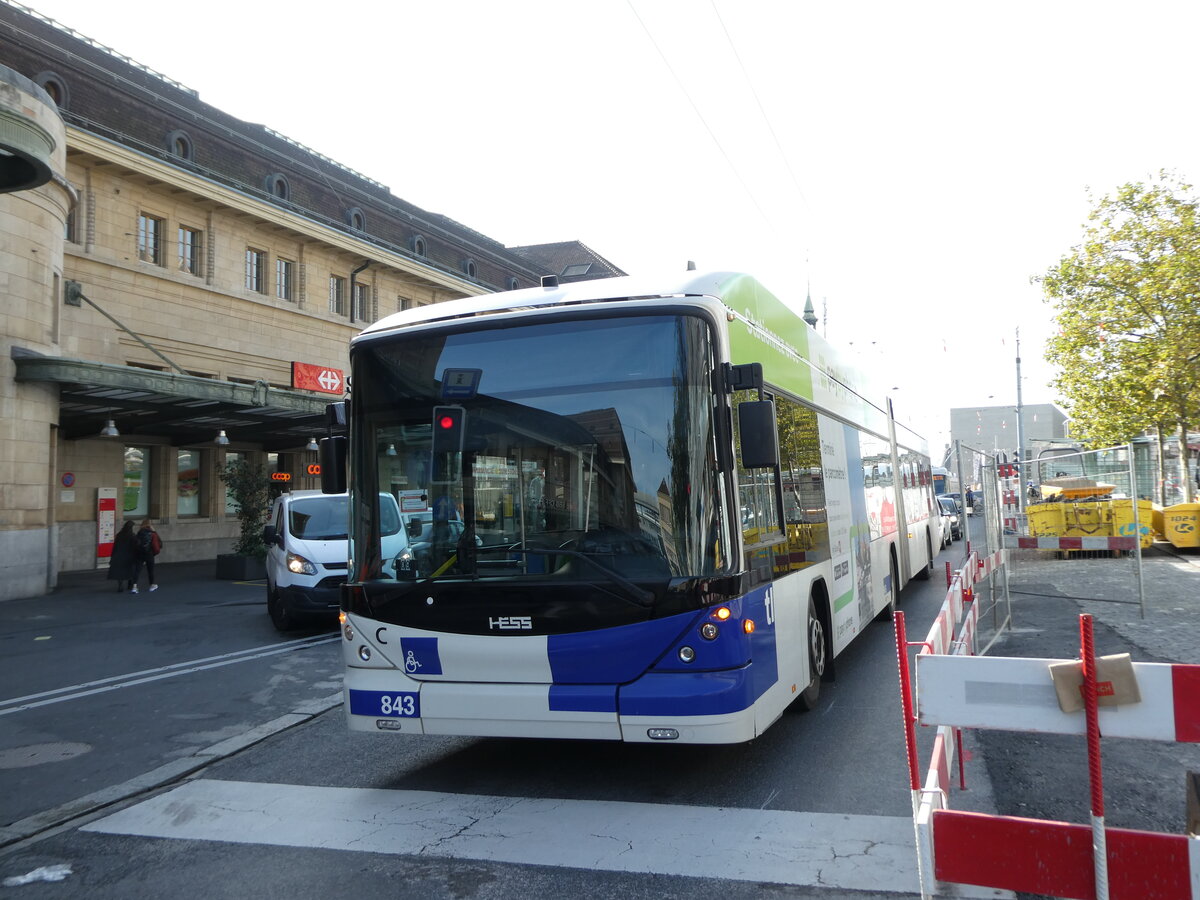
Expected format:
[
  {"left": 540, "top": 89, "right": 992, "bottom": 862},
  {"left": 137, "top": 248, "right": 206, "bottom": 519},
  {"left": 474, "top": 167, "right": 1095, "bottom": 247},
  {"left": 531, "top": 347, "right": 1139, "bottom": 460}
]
[
  {"left": 431, "top": 406, "right": 465, "bottom": 482},
  {"left": 432, "top": 406, "right": 465, "bottom": 453}
]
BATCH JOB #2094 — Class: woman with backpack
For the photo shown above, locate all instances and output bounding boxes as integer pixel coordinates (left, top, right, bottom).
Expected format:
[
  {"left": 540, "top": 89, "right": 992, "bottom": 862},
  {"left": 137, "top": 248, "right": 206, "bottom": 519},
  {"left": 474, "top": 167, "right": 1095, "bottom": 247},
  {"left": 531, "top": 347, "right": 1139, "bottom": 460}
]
[{"left": 132, "top": 518, "right": 161, "bottom": 593}]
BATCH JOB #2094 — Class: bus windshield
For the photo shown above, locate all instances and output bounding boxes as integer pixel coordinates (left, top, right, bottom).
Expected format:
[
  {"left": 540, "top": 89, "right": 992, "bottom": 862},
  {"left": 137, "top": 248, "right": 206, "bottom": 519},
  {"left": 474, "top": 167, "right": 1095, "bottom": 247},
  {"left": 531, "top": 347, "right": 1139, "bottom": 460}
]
[{"left": 351, "top": 313, "right": 730, "bottom": 584}]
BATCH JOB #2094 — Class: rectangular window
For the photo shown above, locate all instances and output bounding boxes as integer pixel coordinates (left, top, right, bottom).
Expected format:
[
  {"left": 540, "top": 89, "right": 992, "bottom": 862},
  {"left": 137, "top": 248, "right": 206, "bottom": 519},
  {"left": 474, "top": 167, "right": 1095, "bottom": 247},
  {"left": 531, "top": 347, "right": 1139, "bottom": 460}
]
[
  {"left": 245, "top": 248, "right": 267, "bottom": 293},
  {"left": 329, "top": 275, "right": 346, "bottom": 315},
  {"left": 64, "top": 202, "right": 78, "bottom": 243},
  {"left": 177, "top": 449, "right": 201, "bottom": 516},
  {"left": 276, "top": 258, "right": 295, "bottom": 301},
  {"left": 733, "top": 390, "right": 784, "bottom": 586},
  {"left": 178, "top": 226, "right": 203, "bottom": 276},
  {"left": 353, "top": 282, "right": 369, "bottom": 321},
  {"left": 123, "top": 446, "right": 150, "bottom": 517},
  {"left": 137, "top": 213, "right": 164, "bottom": 265},
  {"left": 776, "top": 395, "right": 830, "bottom": 570},
  {"left": 224, "top": 450, "right": 245, "bottom": 515},
  {"left": 398, "top": 295, "right": 411, "bottom": 312}
]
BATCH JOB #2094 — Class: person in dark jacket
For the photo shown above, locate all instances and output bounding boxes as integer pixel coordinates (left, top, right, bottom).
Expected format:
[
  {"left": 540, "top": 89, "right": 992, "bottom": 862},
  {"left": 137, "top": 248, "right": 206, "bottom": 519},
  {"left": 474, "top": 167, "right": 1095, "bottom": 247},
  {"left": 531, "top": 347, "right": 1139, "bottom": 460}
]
[
  {"left": 132, "top": 518, "right": 159, "bottom": 594},
  {"left": 107, "top": 520, "right": 137, "bottom": 592}
]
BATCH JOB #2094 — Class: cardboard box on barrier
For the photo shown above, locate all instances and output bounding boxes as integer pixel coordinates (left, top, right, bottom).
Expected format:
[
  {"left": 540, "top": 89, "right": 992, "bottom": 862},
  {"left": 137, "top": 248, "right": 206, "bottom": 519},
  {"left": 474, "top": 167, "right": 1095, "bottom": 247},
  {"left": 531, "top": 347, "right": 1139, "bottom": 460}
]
[{"left": 1048, "top": 653, "right": 1140, "bottom": 712}]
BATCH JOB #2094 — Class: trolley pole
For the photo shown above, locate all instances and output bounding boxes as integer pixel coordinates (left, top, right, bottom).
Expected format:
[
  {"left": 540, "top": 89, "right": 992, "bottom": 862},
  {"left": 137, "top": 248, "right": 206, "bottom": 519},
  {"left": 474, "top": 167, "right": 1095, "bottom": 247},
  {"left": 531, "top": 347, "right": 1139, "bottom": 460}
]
[{"left": 1015, "top": 328, "right": 1027, "bottom": 516}]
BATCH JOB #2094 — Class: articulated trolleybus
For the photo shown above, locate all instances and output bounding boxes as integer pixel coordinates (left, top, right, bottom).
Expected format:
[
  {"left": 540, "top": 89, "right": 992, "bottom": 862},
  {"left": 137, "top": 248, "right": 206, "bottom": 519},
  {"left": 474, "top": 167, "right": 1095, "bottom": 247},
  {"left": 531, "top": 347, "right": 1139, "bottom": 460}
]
[{"left": 322, "top": 271, "right": 938, "bottom": 744}]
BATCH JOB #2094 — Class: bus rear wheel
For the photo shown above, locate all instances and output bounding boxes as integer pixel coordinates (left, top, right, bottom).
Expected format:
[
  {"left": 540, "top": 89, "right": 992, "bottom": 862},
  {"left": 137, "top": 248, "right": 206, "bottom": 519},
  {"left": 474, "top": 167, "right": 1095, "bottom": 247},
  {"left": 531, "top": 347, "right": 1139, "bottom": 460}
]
[{"left": 798, "top": 598, "right": 827, "bottom": 711}]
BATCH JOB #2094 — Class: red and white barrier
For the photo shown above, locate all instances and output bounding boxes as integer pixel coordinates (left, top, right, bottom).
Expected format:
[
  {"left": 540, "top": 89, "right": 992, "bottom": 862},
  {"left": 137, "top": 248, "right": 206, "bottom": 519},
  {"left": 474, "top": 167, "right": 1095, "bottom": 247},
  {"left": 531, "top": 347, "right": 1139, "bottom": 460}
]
[
  {"left": 1008, "top": 535, "right": 1137, "bottom": 552},
  {"left": 897, "top": 549, "right": 995, "bottom": 896},
  {"left": 918, "top": 655, "right": 1200, "bottom": 743},
  {"left": 901, "top": 591, "right": 1200, "bottom": 899}
]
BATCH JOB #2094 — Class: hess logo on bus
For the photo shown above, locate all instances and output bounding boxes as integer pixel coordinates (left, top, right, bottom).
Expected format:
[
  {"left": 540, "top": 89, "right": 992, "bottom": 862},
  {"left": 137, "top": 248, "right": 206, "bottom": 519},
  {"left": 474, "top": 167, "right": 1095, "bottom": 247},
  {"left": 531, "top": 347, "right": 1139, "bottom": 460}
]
[{"left": 489, "top": 616, "right": 532, "bottom": 630}]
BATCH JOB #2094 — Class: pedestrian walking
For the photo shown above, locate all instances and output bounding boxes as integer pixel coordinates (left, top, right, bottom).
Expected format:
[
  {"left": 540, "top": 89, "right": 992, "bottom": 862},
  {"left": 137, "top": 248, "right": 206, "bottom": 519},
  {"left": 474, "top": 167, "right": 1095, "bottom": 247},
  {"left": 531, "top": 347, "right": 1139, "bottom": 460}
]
[
  {"left": 132, "top": 517, "right": 161, "bottom": 593},
  {"left": 106, "top": 520, "right": 137, "bottom": 592}
]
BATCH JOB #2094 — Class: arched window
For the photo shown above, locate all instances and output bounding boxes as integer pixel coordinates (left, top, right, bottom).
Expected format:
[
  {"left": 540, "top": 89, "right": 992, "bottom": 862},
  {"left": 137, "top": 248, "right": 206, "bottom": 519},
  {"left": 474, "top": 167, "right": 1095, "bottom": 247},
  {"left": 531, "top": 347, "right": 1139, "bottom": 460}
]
[
  {"left": 506, "top": 277, "right": 520, "bottom": 291},
  {"left": 463, "top": 258, "right": 477, "bottom": 279},
  {"left": 165, "top": 129, "right": 194, "bottom": 161},
  {"left": 33, "top": 71, "right": 68, "bottom": 108},
  {"left": 411, "top": 234, "right": 427, "bottom": 257},
  {"left": 345, "top": 207, "right": 365, "bottom": 231},
  {"left": 264, "top": 173, "right": 290, "bottom": 201}
]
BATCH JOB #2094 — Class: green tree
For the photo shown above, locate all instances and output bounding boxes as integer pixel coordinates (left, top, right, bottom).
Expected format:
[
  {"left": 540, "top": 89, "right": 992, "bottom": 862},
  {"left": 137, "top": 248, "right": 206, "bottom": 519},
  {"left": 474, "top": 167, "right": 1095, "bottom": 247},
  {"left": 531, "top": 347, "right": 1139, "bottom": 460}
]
[
  {"left": 218, "top": 459, "right": 271, "bottom": 558},
  {"left": 1036, "top": 170, "right": 1200, "bottom": 500}
]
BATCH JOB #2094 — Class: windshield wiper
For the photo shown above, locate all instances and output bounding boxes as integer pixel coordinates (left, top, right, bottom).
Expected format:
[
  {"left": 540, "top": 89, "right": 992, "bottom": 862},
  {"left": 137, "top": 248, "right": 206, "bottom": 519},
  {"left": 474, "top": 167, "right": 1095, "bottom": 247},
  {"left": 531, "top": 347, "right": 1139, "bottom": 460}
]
[{"left": 478, "top": 545, "right": 655, "bottom": 609}]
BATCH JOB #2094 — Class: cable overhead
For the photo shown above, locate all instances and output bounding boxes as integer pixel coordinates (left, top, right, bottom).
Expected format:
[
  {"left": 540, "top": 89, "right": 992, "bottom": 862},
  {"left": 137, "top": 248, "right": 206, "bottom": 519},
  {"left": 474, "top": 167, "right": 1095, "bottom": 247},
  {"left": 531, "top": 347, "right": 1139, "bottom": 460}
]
[
  {"left": 625, "top": 0, "right": 773, "bottom": 230},
  {"left": 708, "top": 0, "right": 812, "bottom": 218}
]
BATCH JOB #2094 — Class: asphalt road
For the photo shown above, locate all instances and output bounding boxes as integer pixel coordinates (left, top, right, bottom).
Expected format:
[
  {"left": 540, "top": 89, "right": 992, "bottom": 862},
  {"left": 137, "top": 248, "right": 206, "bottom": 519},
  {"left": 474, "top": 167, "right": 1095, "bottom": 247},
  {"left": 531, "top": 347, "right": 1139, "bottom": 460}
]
[{"left": 15, "top": 536, "right": 1196, "bottom": 899}]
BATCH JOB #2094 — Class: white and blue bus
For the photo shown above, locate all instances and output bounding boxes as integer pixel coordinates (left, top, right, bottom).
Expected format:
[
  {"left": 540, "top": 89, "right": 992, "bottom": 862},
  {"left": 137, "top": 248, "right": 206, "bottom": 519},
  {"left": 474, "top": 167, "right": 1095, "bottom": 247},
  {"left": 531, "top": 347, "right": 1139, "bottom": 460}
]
[{"left": 322, "top": 271, "right": 937, "bottom": 744}]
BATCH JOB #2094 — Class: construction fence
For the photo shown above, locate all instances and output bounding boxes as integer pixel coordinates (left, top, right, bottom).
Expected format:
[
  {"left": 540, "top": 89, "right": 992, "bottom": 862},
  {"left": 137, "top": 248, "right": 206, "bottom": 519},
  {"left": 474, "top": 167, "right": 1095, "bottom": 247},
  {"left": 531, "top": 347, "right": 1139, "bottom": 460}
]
[{"left": 955, "top": 441, "right": 1150, "bottom": 621}]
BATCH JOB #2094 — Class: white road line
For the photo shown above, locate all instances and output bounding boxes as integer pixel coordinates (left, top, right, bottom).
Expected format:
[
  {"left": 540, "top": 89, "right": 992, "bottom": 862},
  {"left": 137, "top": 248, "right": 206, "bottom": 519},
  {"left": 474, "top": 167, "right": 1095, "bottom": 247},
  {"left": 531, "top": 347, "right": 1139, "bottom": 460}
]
[
  {"left": 82, "top": 778, "right": 1003, "bottom": 896},
  {"left": 0, "top": 636, "right": 338, "bottom": 716}
]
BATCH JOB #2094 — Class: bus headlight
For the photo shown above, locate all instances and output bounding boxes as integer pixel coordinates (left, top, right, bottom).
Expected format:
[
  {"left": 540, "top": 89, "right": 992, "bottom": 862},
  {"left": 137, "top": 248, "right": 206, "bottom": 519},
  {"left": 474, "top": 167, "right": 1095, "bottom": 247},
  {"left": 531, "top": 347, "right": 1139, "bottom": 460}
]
[
  {"left": 358, "top": 645, "right": 372, "bottom": 662},
  {"left": 700, "top": 623, "right": 719, "bottom": 640},
  {"left": 678, "top": 646, "right": 696, "bottom": 663},
  {"left": 286, "top": 551, "right": 318, "bottom": 575},
  {"left": 340, "top": 612, "right": 353, "bottom": 641}
]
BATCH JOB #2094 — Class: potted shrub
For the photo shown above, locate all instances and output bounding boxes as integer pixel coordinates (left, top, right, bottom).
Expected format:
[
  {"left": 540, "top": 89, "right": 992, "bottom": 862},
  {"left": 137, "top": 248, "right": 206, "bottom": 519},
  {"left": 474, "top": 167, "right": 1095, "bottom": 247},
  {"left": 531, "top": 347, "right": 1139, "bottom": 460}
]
[{"left": 216, "top": 458, "right": 271, "bottom": 580}]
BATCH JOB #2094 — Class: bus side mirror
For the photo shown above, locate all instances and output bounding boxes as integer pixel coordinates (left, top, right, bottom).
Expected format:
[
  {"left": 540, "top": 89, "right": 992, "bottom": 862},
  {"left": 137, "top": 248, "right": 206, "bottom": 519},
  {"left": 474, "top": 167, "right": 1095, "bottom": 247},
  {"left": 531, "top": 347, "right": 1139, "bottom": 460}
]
[
  {"left": 738, "top": 400, "right": 778, "bottom": 469},
  {"left": 319, "top": 436, "right": 347, "bottom": 494}
]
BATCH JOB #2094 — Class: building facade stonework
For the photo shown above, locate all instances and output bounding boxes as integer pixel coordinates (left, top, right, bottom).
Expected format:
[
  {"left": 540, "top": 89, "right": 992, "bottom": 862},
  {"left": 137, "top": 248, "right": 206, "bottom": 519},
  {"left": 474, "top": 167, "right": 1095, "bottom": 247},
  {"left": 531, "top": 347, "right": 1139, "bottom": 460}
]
[{"left": 0, "top": 1, "right": 623, "bottom": 600}]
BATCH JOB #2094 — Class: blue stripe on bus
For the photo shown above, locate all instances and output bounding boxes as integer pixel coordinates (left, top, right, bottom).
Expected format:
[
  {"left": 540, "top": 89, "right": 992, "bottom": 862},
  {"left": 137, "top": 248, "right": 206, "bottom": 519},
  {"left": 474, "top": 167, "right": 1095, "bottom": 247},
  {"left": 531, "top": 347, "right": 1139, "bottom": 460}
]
[
  {"left": 743, "top": 585, "right": 779, "bottom": 703},
  {"left": 548, "top": 684, "right": 617, "bottom": 713},
  {"left": 618, "top": 668, "right": 755, "bottom": 717},
  {"left": 547, "top": 615, "right": 697, "bottom": 684},
  {"left": 545, "top": 585, "right": 778, "bottom": 719}
]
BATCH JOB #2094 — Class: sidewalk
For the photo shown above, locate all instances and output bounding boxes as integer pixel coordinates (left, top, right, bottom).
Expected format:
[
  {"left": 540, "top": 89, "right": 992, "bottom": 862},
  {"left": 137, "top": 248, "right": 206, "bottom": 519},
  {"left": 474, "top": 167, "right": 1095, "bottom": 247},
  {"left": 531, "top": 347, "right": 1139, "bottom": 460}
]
[
  {"left": 43, "top": 559, "right": 262, "bottom": 603},
  {"left": 1002, "top": 543, "right": 1200, "bottom": 664}
]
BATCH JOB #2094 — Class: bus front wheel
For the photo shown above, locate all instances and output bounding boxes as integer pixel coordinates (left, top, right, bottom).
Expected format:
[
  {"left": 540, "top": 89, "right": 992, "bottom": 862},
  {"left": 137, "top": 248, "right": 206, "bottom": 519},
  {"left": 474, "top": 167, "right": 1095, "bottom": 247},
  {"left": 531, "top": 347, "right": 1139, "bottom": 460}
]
[{"left": 798, "top": 598, "right": 827, "bottom": 711}]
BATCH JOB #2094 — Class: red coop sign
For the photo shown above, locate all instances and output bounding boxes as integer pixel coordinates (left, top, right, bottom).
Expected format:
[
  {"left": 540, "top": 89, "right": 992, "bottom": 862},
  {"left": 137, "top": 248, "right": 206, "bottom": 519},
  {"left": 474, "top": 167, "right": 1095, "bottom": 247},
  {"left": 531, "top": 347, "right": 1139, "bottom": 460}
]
[{"left": 292, "top": 361, "right": 344, "bottom": 395}]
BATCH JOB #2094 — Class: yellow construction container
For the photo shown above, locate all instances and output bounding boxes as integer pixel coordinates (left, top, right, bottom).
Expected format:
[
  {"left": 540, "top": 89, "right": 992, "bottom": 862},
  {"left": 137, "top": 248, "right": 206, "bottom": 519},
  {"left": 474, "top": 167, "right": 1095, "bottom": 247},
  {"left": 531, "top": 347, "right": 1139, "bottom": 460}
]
[
  {"left": 1108, "top": 499, "right": 1156, "bottom": 549},
  {"left": 1061, "top": 502, "right": 1107, "bottom": 538},
  {"left": 1162, "top": 503, "right": 1200, "bottom": 548},
  {"left": 1027, "top": 502, "right": 1065, "bottom": 536}
]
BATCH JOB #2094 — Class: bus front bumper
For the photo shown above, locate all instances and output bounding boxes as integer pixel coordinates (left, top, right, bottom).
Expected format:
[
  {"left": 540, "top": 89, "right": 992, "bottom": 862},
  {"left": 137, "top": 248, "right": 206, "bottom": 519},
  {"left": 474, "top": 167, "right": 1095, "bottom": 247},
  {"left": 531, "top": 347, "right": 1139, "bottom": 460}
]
[{"left": 342, "top": 666, "right": 758, "bottom": 744}]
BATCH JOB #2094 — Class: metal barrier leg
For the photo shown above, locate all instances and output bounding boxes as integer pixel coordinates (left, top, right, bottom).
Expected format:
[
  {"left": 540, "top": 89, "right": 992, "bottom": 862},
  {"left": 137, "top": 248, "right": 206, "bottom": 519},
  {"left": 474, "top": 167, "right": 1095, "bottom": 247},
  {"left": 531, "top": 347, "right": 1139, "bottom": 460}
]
[{"left": 1080, "top": 614, "right": 1109, "bottom": 900}]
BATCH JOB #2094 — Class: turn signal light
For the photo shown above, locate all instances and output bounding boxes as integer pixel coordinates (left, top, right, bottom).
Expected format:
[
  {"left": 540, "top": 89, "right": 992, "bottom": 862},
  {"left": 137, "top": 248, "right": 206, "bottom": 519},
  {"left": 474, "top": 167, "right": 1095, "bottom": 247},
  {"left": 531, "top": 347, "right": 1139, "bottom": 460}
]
[
  {"left": 714, "top": 607, "right": 731, "bottom": 620},
  {"left": 743, "top": 619, "right": 756, "bottom": 634}
]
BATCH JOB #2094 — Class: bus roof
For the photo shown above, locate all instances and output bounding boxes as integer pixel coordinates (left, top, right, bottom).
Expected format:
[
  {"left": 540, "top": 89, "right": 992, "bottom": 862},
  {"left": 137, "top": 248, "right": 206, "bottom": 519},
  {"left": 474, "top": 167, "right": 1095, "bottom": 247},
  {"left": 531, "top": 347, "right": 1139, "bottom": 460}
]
[
  {"left": 359, "top": 270, "right": 753, "bottom": 338},
  {"left": 356, "top": 270, "right": 912, "bottom": 445}
]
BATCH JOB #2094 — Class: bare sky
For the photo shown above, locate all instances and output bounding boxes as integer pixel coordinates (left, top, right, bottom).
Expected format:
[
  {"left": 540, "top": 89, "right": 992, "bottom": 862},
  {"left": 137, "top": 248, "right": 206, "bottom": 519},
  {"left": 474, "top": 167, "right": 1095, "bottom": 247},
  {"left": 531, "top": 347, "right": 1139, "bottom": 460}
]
[{"left": 18, "top": 0, "right": 1200, "bottom": 451}]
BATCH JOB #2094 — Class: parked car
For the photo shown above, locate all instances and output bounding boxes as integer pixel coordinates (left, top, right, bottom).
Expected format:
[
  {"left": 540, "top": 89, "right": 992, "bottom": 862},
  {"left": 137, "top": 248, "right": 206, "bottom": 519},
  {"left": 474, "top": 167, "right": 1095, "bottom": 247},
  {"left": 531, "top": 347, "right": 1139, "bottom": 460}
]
[
  {"left": 937, "top": 495, "right": 962, "bottom": 541},
  {"left": 262, "top": 491, "right": 407, "bottom": 632}
]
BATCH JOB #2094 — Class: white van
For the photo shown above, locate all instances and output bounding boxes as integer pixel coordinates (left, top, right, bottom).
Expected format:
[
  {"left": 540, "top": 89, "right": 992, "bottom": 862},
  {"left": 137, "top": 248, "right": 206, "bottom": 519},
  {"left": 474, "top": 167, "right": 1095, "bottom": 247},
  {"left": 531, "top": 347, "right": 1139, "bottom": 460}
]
[{"left": 262, "top": 491, "right": 406, "bottom": 631}]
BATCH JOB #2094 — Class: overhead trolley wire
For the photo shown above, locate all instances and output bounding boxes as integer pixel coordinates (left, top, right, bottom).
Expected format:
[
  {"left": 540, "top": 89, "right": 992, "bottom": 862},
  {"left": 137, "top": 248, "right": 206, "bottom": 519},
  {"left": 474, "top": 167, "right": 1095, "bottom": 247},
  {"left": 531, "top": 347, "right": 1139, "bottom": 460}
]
[
  {"left": 708, "top": 0, "right": 812, "bottom": 218},
  {"left": 624, "top": 0, "right": 773, "bottom": 230}
]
